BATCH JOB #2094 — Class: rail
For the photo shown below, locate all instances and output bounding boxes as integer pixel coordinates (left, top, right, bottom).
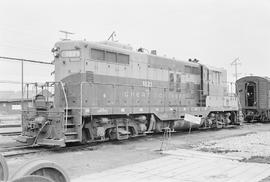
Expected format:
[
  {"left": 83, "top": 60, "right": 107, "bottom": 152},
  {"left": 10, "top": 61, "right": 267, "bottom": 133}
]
[{"left": 60, "top": 81, "right": 68, "bottom": 131}]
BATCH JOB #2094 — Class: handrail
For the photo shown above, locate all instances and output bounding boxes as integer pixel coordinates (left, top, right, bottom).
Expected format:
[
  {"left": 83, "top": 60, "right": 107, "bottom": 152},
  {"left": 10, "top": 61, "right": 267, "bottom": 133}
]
[
  {"left": 60, "top": 81, "right": 68, "bottom": 132},
  {"left": 80, "top": 82, "right": 83, "bottom": 127}
]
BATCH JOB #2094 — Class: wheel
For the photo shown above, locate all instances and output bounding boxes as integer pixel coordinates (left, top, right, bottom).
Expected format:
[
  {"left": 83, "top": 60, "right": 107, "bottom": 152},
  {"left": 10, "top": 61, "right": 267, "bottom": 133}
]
[
  {"left": 11, "top": 159, "right": 70, "bottom": 182},
  {"left": 106, "top": 128, "right": 117, "bottom": 140},
  {"left": 11, "top": 175, "right": 53, "bottom": 182},
  {"left": 0, "top": 154, "right": 9, "bottom": 182},
  {"left": 82, "top": 128, "right": 91, "bottom": 144}
]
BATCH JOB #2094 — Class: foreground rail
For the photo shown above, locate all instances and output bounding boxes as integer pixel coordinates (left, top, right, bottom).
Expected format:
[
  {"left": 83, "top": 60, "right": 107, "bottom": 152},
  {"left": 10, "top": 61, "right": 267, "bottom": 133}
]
[{"left": 0, "top": 154, "right": 69, "bottom": 182}]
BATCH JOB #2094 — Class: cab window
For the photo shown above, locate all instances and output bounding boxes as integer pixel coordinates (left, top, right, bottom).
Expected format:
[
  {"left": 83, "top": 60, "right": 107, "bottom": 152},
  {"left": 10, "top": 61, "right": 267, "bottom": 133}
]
[
  {"left": 91, "top": 49, "right": 105, "bottom": 61},
  {"left": 106, "top": 51, "right": 117, "bottom": 63},
  {"left": 91, "top": 48, "right": 130, "bottom": 64},
  {"left": 117, "top": 53, "right": 129, "bottom": 64}
]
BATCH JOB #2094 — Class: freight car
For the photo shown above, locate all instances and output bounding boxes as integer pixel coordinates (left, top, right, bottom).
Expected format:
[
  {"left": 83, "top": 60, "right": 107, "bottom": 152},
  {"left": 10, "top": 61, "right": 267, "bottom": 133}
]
[
  {"left": 17, "top": 40, "right": 239, "bottom": 147},
  {"left": 236, "top": 76, "right": 270, "bottom": 122}
]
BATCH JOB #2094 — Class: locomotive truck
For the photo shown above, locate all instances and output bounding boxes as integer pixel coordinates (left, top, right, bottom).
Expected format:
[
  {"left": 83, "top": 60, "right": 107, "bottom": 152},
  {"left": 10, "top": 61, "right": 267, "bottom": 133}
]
[{"left": 17, "top": 40, "right": 239, "bottom": 147}]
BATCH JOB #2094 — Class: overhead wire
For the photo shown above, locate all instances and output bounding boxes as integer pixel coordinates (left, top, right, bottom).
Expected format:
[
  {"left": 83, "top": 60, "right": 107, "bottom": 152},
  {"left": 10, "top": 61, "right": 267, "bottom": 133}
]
[{"left": 0, "top": 56, "right": 52, "bottom": 65}]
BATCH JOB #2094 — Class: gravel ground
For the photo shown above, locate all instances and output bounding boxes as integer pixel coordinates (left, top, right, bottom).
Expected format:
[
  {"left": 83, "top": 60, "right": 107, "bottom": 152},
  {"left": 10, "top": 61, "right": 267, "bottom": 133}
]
[
  {"left": 2, "top": 123, "right": 270, "bottom": 180},
  {"left": 192, "top": 123, "right": 270, "bottom": 182},
  {"left": 194, "top": 125, "right": 270, "bottom": 160}
]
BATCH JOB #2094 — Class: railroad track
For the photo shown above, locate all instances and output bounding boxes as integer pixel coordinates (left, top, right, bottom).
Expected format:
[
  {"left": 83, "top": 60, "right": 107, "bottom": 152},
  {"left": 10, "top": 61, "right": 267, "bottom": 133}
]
[
  {"left": 0, "top": 124, "right": 244, "bottom": 158},
  {"left": 0, "top": 131, "right": 21, "bottom": 136},
  {"left": 0, "top": 124, "right": 21, "bottom": 128},
  {"left": 0, "top": 136, "right": 140, "bottom": 158},
  {"left": 0, "top": 145, "right": 45, "bottom": 158},
  {"left": 0, "top": 124, "right": 21, "bottom": 136},
  {"left": 0, "top": 142, "right": 97, "bottom": 158}
]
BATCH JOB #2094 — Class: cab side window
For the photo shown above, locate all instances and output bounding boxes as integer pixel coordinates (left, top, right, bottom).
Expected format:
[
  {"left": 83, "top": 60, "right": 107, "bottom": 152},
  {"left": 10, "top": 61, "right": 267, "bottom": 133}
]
[
  {"left": 91, "top": 48, "right": 129, "bottom": 64},
  {"left": 91, "top": 49, "right": 105, "bottom": 61},
  {"left": 106, "top": 52, "right": 117, "bottom": 63}
]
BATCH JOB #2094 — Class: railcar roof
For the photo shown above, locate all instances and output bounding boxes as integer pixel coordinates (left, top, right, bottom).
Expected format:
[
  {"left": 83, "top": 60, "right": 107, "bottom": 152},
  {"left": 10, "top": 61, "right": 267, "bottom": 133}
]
[
  {"left": 237, "top": 76, "right": 270, "bottom": 83},
  {"left": 55, "top": 40, "right": 216, "bottom": 69}
]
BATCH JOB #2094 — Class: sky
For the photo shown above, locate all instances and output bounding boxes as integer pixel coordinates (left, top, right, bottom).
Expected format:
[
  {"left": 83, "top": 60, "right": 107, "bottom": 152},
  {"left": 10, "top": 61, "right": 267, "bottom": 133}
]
[{"left": 0, "top": 0, "right": 270, "bottom": 91}]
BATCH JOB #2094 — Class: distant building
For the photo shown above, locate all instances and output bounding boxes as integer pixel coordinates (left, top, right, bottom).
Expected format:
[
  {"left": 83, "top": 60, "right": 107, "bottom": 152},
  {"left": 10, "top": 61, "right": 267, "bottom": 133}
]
[
  {"left": 0, "top": 89, "right": 53, "bottom": 115},
  {"left": 0, "top": 99, "right": 32, "bottom": 115}
]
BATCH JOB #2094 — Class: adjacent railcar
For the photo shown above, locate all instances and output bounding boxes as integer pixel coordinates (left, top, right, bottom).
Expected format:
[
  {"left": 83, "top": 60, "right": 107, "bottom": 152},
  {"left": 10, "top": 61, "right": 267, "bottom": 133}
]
[
  {"left": 18, "top": 40, "right": 239, "bottom": 147},
  {"left": 236, "top": 76, "right": 270, "bottom": 122}
]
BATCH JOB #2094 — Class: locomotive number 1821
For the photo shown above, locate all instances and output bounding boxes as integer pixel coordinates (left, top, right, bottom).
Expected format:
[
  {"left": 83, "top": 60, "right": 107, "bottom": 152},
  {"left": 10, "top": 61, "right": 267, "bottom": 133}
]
[{"left": 142, "top": 80, "right": 152, "bottom": 87}]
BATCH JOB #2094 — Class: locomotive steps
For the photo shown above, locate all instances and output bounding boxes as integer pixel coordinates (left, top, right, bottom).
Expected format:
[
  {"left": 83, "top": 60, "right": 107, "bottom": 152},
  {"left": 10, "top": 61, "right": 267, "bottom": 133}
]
[{"left": 64, "top": 109, "right": 80, "bottom": 143}]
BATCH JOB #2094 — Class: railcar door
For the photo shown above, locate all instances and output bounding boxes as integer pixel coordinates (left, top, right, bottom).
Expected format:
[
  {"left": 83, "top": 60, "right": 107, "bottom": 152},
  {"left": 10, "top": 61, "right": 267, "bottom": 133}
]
[
  {"left": 245, "top": 81, "right": 257, "bottom": 107},
  {"left": 236, "top": 80, "right": 245, "bottom": 109}
]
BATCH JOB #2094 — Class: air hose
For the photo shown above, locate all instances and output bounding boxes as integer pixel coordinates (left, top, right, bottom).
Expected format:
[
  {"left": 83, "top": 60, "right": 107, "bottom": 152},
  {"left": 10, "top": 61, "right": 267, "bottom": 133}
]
[{"left": 32, "top": 121, "right": 50, "bottom": 147}]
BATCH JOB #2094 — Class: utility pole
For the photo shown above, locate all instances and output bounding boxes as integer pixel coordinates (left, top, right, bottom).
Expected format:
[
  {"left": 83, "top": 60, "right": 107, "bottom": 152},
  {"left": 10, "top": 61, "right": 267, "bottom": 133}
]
[
  {"left": 0, "top": 56, "right": 52, "bottom": 125},
  {"left": 231, "top": 57, "right": 241, "bottom": 82},
  {"left": 21, "top": 60, "right": 24, "bottom": 122},
  {"left": 59, "top": 30, "right": 74, "bottom": 40}
]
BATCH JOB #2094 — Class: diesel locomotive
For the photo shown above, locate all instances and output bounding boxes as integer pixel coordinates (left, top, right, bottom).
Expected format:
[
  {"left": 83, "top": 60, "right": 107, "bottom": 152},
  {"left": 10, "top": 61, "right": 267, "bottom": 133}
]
[
  {"left": 17, "top": 40, "right": 239, "bottom": 147},
  {"left": 236, "top": 76, "right": 270, "bottom": 122}
]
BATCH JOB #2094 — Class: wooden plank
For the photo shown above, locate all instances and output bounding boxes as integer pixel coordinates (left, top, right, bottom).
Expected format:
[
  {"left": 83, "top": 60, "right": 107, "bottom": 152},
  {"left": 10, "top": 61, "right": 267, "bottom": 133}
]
[
  {"left": 158, "top": 158, "right": 211, "bottom": 177},
  {"left": 164, "top": 149, "right": 244, "bottom": 160},
  {"left": 173, "top": 158, "right": 234, "bottom": 180},
  {"left": 73, "top": 149, "right": 270, "bottom": 182},
  {"left": 190, "top": 161, "right": 240, "bottom": 182},
  {"left": 147, "top": 158, "right": 197, "bottom": 175},
  {"left": 220, "top": 163, "right": 256, "bottom": 182},
  {"left": 249, "top": 167, "right": 270, "bottom": 182},
  {"left": 229, "top": 164, "right": 270, "bottom": 182}
]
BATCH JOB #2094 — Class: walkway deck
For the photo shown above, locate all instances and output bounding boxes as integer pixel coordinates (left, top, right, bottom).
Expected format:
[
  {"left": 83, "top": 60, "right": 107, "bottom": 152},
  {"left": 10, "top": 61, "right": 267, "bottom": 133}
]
[{"left": 73, "top": 149, "right": 270, "bottom": 182}]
